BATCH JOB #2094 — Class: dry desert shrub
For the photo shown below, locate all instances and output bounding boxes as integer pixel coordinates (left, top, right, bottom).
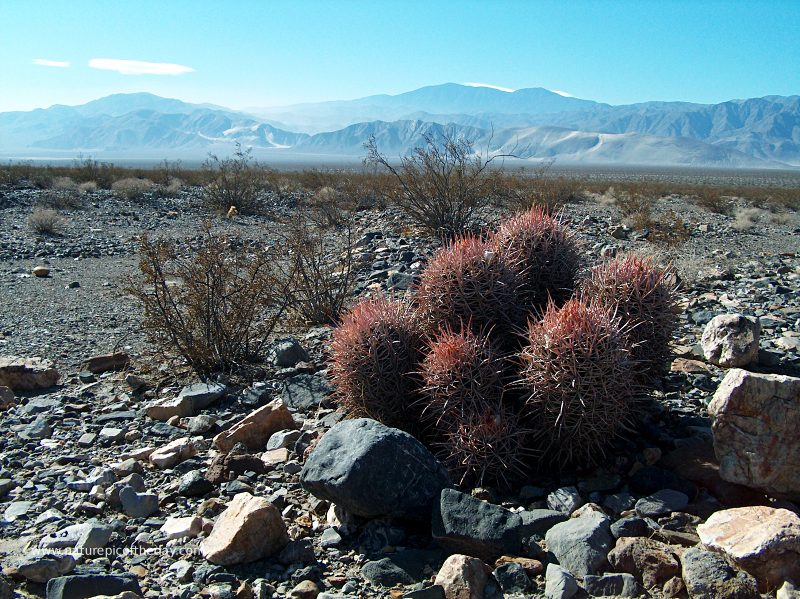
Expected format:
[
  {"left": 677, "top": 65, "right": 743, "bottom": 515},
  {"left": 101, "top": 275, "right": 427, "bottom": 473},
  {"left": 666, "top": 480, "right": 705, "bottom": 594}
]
[
  {"left": 732, "top": 207, "right": 766, "bottom": 231},
  {"left": 28, "top": 207, "right": 65, "bottom": 236},
  {"left": 203, "top": 143, "right": 269, "bottom": 215},
  {"left": 112, "top": 177, "right": 156, "bottom": 200},
  {"left": 128, "top": 227, "right": 292, "bottom": 375}
]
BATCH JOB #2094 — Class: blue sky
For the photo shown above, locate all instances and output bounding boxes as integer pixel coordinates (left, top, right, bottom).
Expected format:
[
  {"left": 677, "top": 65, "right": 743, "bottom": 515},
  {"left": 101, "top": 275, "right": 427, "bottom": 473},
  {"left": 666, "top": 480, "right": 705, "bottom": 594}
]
[{"left": 2, "top": 0, "right": 798, "bottom": 112}]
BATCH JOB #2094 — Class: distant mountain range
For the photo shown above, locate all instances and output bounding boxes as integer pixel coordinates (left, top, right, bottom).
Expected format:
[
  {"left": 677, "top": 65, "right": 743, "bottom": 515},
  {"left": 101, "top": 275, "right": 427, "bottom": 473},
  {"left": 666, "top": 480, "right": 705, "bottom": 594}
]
[{"left": 1, "top": 84, "right": 798, "bottom": 168}]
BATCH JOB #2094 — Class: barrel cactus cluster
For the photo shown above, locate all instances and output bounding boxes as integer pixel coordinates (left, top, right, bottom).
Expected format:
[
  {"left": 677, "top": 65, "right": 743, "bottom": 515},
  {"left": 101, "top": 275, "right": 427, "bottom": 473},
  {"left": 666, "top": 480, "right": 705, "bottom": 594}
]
[{"left": 330, "top": 207, "right": 679, "bottom": 487}]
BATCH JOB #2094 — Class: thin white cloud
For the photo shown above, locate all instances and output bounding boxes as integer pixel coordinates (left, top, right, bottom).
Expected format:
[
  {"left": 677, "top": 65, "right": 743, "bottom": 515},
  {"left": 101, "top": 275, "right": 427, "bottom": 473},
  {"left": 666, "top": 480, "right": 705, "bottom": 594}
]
[
  {"left": 88, "top": 58, "right": 194, "bottom": 75},
  {"left": 463, "top": 82, "right": 516, "bottom": 93},
  {"left": 33, "top": 58, "right": 70, "bottom": 68},
  {"left": 550, "top": 89, "right": 574, "bottom": 97}
]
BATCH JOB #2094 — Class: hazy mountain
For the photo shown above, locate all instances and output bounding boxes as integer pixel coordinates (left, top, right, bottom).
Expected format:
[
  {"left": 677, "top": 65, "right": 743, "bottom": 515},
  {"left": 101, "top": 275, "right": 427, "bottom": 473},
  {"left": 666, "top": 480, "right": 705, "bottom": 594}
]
[
  {"left": 298, "top": 120, "right": 778, "bottom": 167},
  {"left": 251, "top": 83, "right": 602, "bottom": 133},
  {"left": 0, "top": 86, "right": 797, "bottom": 167}
]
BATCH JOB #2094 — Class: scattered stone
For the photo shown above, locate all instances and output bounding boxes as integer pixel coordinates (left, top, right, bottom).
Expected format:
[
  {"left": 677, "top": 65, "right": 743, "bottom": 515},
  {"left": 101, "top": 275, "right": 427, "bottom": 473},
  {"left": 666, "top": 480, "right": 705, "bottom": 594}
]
[
  {"left": 611, "top": 516, "right": 654, "bottom": 539},
  {"left": 179, "top": 470, "right": 214, "bottom": 497},
  {"left": 3, "top": 501, "right": 33, "bottom": 522},
  {"left": 160, "top": 516, "right": 202, "bottom": 540},
  {"left": 547, "top": 486, "right": 583, "bottom": 514},
  {"left": 708, "top": 368, "right": 800, "bottom": 500},
  {"left": 518, "top": 509, "right": 568, "bottom": 537},
  {"left": 213, "top": 399, "right": 297, "bottom": 452},
  {"left": 119, "top": 485, "right": 159, "bottom": 518},
  {"left": 0, "top": 386, "right": 15, "bottom": 410},
  {"left": 301, "top": 418, "right": 449, "bottom": 520},
  {"left": 290, "top": 580, "right": 320, "bottom": 599},
  {"left": 281, "top": 374, "right": 333, "bottom": 410},
  {"left": 545, "top": 512, "right": 613, "bottom": 576},
  {"left": 149, "top": 437, "right": 198, "bottom": 468},
  {"left": 200, "top": 492, "right": 288, "bottom": 565},
  {"left": 266, "top": 429, "right": 302, "bottom": 450},
  {"left": 681, "top": 546, "right": 759, "bottom": 599},
  {"left": 634, "top": 489, "right": 689, "bottom": 517},
  {"left": 146, "top": 382, "right": 226, "bottom": 421},
  {"left": 45, "top": 574, "right": 141, "bottom": 599},
  {"left": 81, "top": 351, "right": 130, "bottom": 374},
  {"left": 0, "top": 356, "right": 59, "bottom": 390},
  {"left": 583, "top": 573, "right": 640, "bottom": 597},
  {"left": 544, "top": 564, "right": 578, "bottom": 599},
  {"left": 492, "top": 562, "right": 533, "bottom": 594},
  {"left": 697, "top": 506, "right": 800, "bottom": 590},
  {"left": 33, "top": 265, "right": 50, "bottom": 277},
  {"left": 701, "top": 314, "right": 760, "bottom": 367},
  {"left": 778, "top": 580, "right": 800, "bottom": 599},
  {"left": 12, "top": 553, "right": 76, "bottom": 583},
  {"left": 269, "top": 337, "right": 309, "bottom": 368},
  {"left": 432, "top": 488, "right": 523, "bottom": 562},
  {"left": 607, "top": 536, "right": 680, "bottom": 590},
  {"left": 433, "top": 554, "right": 488, "bottom": 599},
  {"left": 361, "top": 558, "right": 416, "bottom": 586}
]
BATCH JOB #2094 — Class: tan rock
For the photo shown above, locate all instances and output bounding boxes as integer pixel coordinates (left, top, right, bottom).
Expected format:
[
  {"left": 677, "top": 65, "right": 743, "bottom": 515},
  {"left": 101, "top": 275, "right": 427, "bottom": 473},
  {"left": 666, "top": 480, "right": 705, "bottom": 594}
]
[
  {"left": 160, "top": 516, "right": 202, "bottom": 540},
  {"left": 697, "top": 506, "right": 800, "bottom": 590},
  {"left": 213, "top": 399, "right": 297, "bottom": 452},
  {"left": 261, "top": 448, "right": 290, "bottom": 468},
  {"left": 149, "top": 437, "right": 198, "bottom": 469},
  {"left": 290, "top": 579, "right": 319, "bottom": 598},
  {"left": 434, "top": 554, "right": 489, "bottom": 599},
  {"left": 0, "top": 356, "right": 59, "bottom": 391},
  {"left": 607, "top": 536, "right": 680, "bottom": 590},
  {"left": 199, "top": 492, "right": 288, "bottom": 565},
  {"left": 32, "top": 265, "right": 50, "bottom": 278},
  {"left": 701, "top": 314, "right": 760, "bottom": 367},
  {"left": 81, "top": 351, "right": 130, "bottom": 374},
  {"left": 708, "top": 368, "right": 800, "bottom": 500},
  {"left": 494, "top": 555, "right": 543, "bottom": 576}
]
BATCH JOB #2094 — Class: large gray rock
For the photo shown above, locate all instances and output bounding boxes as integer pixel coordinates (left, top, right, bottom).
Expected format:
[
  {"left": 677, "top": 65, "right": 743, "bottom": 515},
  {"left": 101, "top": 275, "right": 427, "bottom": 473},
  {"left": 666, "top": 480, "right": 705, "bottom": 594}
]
[
  {"left": 545, "top": 512, "right": 613, "bottom": 577},
  {"left": 545, "top": 564, "right": 578, "bottom": 599},
  {"left": 708, "top": 368, "right": 800, "bottom": 500},
  {"left": 681, "top": 546, "right": 759, "bottom": 599},
  {"left": 583, "top": 573, "right": 640, "bottom": 597},
  {"left": 701, "top": 314, "right": 760, "bottom": 367},
  {"left": 268, "top": 337, "right": 309, "bottom": 368},
  {"left": 0, "top": 356, "right": 59, "bottom": 391},
  {"left": 432, "top": 488, "right": 523, "bottom": 561},
  {"left": 301, "top": 418, "right": 449, "bottom": 520},
  {"left": 13, "top": 553, "right": 75, "bottom": 583},
  {"left": 282, "top": 373, "right": 333, "bottom": 409},
  {"left": 46, "top": 574, "right": 141, "bottom": 599}
]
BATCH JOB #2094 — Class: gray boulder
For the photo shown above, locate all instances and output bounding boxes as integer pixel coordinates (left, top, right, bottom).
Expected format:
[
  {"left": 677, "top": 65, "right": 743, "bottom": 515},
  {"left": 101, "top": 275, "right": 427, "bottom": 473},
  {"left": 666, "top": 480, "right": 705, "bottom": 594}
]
[
  {"left": 432, "top": 488, "right": 523, "bottom": 561},
  {"left": 681, "top": 546, "right": 759, "bottom": 599},
  {"left": 701, "top": 314, "right": 760, "bottom": 367},
  {"left": 545, "top": 563, "right": 578, "bottom": 599},
  {"left": 583, "top": 573, "right": 641, "bottom": 597},
  {"left": 300, "top": 418, "right": 449, "bottom": 519},
  {"left": 545, "top": 512, "right": 613, "bottom": 576}
]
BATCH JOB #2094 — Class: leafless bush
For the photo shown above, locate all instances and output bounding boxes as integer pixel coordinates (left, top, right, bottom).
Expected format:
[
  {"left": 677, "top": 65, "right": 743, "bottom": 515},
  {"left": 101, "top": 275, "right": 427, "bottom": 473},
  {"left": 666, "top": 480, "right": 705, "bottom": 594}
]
[
  {"left": 37, "top": 189, "right": 84, "bottom": 210},
  {"left": 78, "top": 181, "right": 98, "bottom": 194},
  {"left": 28, "top": 207, "right": 65, "bottom": 235},
  {"left": 127, "top": 227, "right": 293, "bottom": 374},
  {"left": 112, "top": 177, "right": 155, "bottom": 200},
  {"left": 364, "top": 131, "right": 512, "bottom": 237},
  {"left": 203, "top": 143, "right": 268, "bottom": 215},
  {"left": 159, "top": 177, "right": 184, "bottom": 198},
  {"left": 279, "top": 216, "right": 357, "bottom": 325}
]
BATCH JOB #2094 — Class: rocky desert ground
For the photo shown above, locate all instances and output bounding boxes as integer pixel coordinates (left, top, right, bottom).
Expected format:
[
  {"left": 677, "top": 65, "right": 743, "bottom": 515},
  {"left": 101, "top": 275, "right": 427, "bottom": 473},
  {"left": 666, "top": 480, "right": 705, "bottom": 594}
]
[{"left": 1, "top": 175, "right": 800, "bottom": 599}]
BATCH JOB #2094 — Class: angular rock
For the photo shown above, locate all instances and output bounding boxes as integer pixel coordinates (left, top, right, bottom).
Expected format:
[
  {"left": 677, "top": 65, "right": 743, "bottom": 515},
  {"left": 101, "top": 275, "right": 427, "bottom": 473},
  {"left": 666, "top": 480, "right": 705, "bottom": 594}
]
[
  {"left": 361, "top": 558, "right": 416, "bottom": 586},
  {"left": 0, "top": 356, "right": 59, "bottom": 391},
  {"left": 433, "top": 554, "right": 489, "bottom": 599},
  {"left": 583, "top": 573, "right": 640, "bottom": 597},
  {"left": 149, "top": 437, "right": 198, "bottom": 468},
  {"left": 269, "top": 337, "right": 309, "bottom": 368},
  {"left": 701, "top": 314, "right": 760, "bottom": 367},
  {"left": 300, "top": 418, "right": 449, "bottom": 520},
  {"left": 519, "top": 509, "right": 568, "bottom": 537},
  {"left": 708, "top": 368, "right": 800, "bottom": 500},
  {"left": 80, "top": 351, "right": 130, "bottom": 374},
  {"left": 681, "top": 546, "right": 759, "bottom": 599},
  {"left": 200, "top": 492, "right": 288, "bottom": 565},
  {"left": 146, "top": 382, "right": 226, "bottom": 421},
  {"left": 607, "top": 536, "right": 680, "bottom": 590},
  {"left": 697, "top": 506, "right": 800, "bottom": 590},
  {"left": 13, "top": 553, "right": 75, "bottom": 583},
  {"left": 545, "top": 564, "right": 578, "bottom": 599},
  {"left": 160, "top": 516, "right": 202, "bottom": 540},
  {"left": 0, "top": 386, "right": 15, "bottom": 410},
  {"left": 281, "top": 373, "right": 333, "bottom": 410},
  {"left": 432, "top": 489, "right": 523, "bottom": 562},
  {"left": 634, "top": 489, "right": 689, "bottom": 517},
  {"left": 492, "top": 562, "right": 533, "bottom": 594},
  {"left": 179, "top": 470, "right": 214, "bottom": 497},
  {"left": 547, "top": 486, "right": 583, "bottom": 514},
  {"left": 4, "top": 501, "right": 33, "bottom": 522},
  {"left": 213, "top": 398, "right": 297, "bottom": 452},
  {"left": 119, "top": 485, "right": 158, "bottom": 518},
  {"left": 45, "top": 574, "right": 141, "bottom": 599},
  {"left": 545, "top": 512, "right": 613, "bottom": 577}
]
